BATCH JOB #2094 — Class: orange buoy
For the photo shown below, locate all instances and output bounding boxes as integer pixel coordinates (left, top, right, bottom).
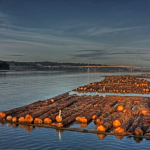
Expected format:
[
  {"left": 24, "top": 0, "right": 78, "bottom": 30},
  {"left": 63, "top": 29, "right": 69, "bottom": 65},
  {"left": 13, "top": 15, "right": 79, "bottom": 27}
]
[
  {"left": 6, "top": 115, "right": 12, "bottom": 121},
  {"left": 18, "top": 117, "right": 25, "bottom": 123},
  {"left": 113, "top": 120, "right": 121, "bottom": 128},
  {"left": 97, "top": 125, "right": 105, "bottom": 132},
  {"left": 44, "top": 118, "right": 52, "bottom": 124},
  {"left": 117, "top": 105, "right": 123, "bottom": 111},
  {"left": 0, "top": 112, "right": 6, "bottom": 118}
]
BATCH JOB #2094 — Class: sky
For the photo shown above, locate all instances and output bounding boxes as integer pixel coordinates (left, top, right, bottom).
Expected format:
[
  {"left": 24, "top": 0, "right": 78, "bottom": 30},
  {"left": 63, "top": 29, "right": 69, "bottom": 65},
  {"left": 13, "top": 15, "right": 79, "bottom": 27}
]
[{"left": 0, "top": 0, "right": 150, "bottom": 66}]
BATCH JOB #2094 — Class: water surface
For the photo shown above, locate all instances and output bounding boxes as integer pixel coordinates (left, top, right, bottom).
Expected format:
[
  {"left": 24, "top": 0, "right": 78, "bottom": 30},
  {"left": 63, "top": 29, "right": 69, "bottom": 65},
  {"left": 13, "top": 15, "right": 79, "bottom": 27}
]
[{"left": 0, "top": 71, "right": 150, "bottom": 150}]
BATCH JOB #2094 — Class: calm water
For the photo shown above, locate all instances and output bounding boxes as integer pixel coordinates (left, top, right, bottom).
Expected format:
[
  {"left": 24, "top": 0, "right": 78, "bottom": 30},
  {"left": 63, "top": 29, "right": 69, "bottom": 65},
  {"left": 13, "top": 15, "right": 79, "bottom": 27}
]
[{"left": 0, "top": 71, "right": 150, "bottom": 150}]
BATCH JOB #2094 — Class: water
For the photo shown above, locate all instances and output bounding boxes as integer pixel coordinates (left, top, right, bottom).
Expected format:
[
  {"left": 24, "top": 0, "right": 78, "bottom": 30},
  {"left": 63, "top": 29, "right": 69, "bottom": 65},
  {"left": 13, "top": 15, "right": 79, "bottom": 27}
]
[{"left": 0, "top": 71, "right": 150, "bottom": 150}]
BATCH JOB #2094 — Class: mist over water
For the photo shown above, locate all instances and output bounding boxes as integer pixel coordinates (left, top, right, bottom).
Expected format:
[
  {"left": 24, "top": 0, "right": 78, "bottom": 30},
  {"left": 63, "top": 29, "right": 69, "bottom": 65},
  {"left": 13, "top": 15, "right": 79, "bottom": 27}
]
[{"left": 0, "top": 71, "right": 150, "bottom": 150}]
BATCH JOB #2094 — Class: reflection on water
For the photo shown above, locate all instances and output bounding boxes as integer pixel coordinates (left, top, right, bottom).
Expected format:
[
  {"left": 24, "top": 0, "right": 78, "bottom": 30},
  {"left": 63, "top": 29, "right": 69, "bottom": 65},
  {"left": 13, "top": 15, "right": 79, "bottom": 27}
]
[
  {"left": 1, "top": 71, "right": 150, "bottom": 150},
  {"left": 134, "top": 137, "right": 143, "bottom": 143},
  {"left": 97, "top": 134, "right": 106, "bottom": 140},
  {"left": 115, "top": 135, "right": 124, "bottom": 140}
]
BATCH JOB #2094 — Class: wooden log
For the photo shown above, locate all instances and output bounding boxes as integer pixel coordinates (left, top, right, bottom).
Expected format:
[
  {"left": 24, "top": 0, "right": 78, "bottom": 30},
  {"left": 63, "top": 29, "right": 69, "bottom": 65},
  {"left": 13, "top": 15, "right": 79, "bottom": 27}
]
[
  {"left": 113, "top": 110, "right": 135, "bottom": 128},
  {"left": 96, "top": 106, "right": 116, "bottom": 125},
  {"left": 145, "top": 125, "right": 150, "bottom": 135},
  {"left": 43, "top": 92, "right": 69, "bottom": 104},
  {"left": 8, "top": 94, "right": 77, "bottom": 122},
  {"left": 114, "top": 114, "right": 138, "bottom": 134},
  {"left": 55, "top": 97, "right": 101, "bottom": 127},
  {"left": 0, "top": 92, "right": 69, "bottom": 119},
  {"left": 34, "top": 96, "right": 89, "bottom": 124},
  {"left": 97, "top": 112, "right": 122, "bottom": 132},
  {"left": 134, "top": 114, "right": 150, "bottom": 135},
  {"left": 40, "top": 95, "right": 101, "bottom": 124},
  {"left": 123, "top": 98, "right": 134, "bottom": 112},
  {"left": 127, "top": 114, "right": 143, "bottom": 134},
  {"left": 25, "top": 96, "right": 79, "bottom": 123}
]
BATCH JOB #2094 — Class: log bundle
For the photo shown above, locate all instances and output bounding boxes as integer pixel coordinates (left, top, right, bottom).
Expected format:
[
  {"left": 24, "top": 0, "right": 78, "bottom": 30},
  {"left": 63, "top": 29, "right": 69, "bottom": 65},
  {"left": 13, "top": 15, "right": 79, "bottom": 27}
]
[
  {"left": 1, "top": 93, "right": 150, "bottom": 136},
  {"left": 74, "top": 75, "right": 150, "bottom": 94}
]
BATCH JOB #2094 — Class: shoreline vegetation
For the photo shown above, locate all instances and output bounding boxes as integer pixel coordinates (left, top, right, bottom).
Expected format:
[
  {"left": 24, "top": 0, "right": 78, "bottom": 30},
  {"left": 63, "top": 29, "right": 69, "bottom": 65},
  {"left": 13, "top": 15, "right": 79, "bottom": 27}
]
[{"left": 0, "top": 60, "right": 148, "bottom": 72}]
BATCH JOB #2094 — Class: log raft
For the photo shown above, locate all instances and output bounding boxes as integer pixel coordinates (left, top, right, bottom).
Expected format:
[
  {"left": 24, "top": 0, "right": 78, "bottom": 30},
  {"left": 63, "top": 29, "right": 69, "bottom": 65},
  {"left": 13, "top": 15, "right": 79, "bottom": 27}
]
[{"left": 1, "top": 94, "right": 150, "bottom": 137}]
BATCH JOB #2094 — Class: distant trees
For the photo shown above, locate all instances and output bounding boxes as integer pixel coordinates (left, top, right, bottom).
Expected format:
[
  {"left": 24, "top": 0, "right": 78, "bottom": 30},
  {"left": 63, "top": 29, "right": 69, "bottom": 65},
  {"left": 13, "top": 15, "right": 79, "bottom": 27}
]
[{"left": 0, "top": 61, "right": 10, "bottom": 70}]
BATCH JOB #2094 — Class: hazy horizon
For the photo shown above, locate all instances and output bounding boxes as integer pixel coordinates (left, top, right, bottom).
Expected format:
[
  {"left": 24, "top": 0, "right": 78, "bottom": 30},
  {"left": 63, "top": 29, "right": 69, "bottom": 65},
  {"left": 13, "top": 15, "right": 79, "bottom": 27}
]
[{"left": 0, "top": 0, "right": 150, "bottom": 67}]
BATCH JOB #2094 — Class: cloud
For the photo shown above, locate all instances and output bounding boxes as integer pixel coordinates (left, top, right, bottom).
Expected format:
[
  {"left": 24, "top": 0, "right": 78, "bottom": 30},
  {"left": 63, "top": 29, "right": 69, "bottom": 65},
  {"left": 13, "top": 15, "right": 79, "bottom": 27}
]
[
  {"left": 82, "top": 26, "right": 149, "bottom": 37},
  {"left": 71, "top": 49, "right": 148, "bottom": 61},
  {"left": 10, "top": 54, "right": 25, "bottom": 56}
]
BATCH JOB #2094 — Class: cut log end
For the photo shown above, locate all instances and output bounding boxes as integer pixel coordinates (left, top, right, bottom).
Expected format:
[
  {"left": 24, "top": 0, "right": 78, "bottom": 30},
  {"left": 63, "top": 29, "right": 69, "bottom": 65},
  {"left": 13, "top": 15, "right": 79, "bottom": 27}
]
[
  {"left": 141, "top": 110, "right": 147, "bottom": 115},
  {"left": 123, "top": 109, "right": 127, "bottom": 113},
  {"left": 97, "top": 125, "right": 106, "bottom": 132},
  {"left": 117, "top": 105, "right": 124, "bottom": 112},
  {"left": 18, "top": 117, "right": 25, "bottom": 123},
  {"left": 6, "top": 115, "right": 12, "bottom": 121},
  {"left": 114, "top": 127, "right": 124, "bottom": 134},
  {"left": 113, "top": 120, "right": 121, "bottom": 128},
  {"left": 44, "top": 118, "right": 52, "bottom": 124},
  {"left": 95, "top": 119, "right": 100, "bottom": 124},
  {"left": 144, "top": 133, "right": 150, "bottom": 136},
  {"left": 12, "top": 117, "right": 17, "bottom": 122},
  {"left": 34, "top": 118, "right": 43, "bottom": 124},
  {"left": 92, "top": 115, "right": 97, "bottom": 120},
  {"left": 79, "top": 117, "right": 85, "bottom": 122},
  {"left": 76, "top": 116, "right": 80, "bottom": 121},
  {"left": 134, "top": 128, "right": 143, "bottom": 135},
  {"left": 0, "top": 112, "right": 6, "bottom": 118},
  {"left": 51, "top": 99, "right": 54, "bottom": 102},
  {"left": 56, "top": 115, "right": 62, "bottom": 123},
  {"left": 25, "top": 115, "right": 33, "bottom": 123}
]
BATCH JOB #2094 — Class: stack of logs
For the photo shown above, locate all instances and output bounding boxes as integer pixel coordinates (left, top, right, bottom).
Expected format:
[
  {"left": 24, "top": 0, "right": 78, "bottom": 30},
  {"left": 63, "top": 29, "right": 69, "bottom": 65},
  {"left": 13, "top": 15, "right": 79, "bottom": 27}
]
[
  {"left": 95, "top": 95, "right": 150, "bottom": 136},
  {"left": 1, "top": 93, "right": 150, "bottom": 136},
  {"left": 74, "top": 75, "right": 150, "bottom": 94}
]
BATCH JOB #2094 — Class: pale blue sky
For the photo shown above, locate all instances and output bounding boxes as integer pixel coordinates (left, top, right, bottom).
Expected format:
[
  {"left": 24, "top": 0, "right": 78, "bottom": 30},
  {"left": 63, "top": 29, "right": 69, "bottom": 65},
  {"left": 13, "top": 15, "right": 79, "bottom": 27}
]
[{"left": 0, "top": 0, "right": 150, "bottom": 66}]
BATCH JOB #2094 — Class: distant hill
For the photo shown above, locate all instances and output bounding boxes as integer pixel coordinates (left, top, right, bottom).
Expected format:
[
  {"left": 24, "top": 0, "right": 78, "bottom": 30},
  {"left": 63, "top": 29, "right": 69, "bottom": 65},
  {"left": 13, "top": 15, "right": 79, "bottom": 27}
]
[{"left": 0, "top": 61, "right": 10, "bottom": 70}]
